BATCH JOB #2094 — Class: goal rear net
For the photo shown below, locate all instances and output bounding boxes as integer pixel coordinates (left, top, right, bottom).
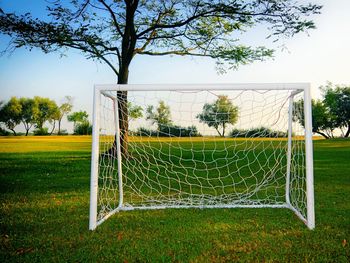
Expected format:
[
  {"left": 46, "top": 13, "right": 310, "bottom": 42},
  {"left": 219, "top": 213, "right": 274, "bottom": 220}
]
[{"left": 89, "top": 84, "right": 314, "bottom": 230}]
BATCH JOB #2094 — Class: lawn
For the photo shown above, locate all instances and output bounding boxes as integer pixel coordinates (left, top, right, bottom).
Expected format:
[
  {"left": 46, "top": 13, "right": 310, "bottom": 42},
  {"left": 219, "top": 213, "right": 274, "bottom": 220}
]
[{"left": 0, "top": 136, "right": 349, "bottom": 262}]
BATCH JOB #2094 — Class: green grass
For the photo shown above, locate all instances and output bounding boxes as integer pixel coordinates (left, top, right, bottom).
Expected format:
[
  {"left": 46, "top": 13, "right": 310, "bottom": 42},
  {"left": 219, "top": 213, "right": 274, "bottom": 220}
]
[{"left": 0, "top": 136, "right": 349, "bottom": 262}]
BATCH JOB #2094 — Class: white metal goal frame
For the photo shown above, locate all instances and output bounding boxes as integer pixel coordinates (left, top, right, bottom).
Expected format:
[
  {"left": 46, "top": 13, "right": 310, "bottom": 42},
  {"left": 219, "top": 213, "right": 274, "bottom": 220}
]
[{"left": 89, "top": 83, "right": 315, "bottom": 230}]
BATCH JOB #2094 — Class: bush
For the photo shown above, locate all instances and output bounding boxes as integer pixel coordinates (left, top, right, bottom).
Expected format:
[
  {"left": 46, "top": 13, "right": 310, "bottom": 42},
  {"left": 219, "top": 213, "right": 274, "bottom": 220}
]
[
  {"left": 34, "top": 127, "right": 49, "bottom": 136},
  {"left": 136, "top": 127, "right": 158, "bottom": 137},
  {"left": 136, "top": 125, "right": 201, "bottom": 137},
  {"left": 74, "top": 122, "right": 92, "bottom": 135},
  {"left": 57, "top": 129, "right": 69, "bottom": 135},
  {"left": 159, "top": 124, "right": 200, "bottom": 137},
  {"left": 229, "top": 127, "right": 287, "bottom": 138},
  {"left": 0, "top": 127, "right": 10, "bottom": 136}
]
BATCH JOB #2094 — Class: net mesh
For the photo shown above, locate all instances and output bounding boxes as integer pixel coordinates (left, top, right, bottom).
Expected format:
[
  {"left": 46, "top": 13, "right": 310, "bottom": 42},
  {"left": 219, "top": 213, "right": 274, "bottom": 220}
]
[{"left": 96, "top": 88, "right": 307, "bottom": 224}]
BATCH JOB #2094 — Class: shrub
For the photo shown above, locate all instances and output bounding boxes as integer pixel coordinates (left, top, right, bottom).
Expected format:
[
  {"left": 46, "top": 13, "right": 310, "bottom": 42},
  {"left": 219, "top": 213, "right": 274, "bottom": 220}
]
[
  {"left": 57, "top": 129, "right": 69, "bottom": 135},
  {"left": 136, "top": 125, "right": 201, "bottom": 137},
  {"left": 34, "top": 127, "right": 49, "bottom": 136},
  {"left": 0, "top": 127, "right": 10, "bottom": 136},
  {"left": 229, "top": 127, "right": 287, "bottom": 138},
  {"left": 74, "top": 122, "right": 92, "bottom": 135}
]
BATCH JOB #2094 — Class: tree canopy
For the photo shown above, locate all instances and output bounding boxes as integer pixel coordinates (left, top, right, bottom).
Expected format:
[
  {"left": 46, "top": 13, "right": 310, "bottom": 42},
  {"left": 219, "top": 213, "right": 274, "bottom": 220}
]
[
  {"left": 128, "top": 102, "right": 143, "bottom": 120},
  {"left": 197, "top": 95, "right": 238, "bottom": 137},
  {"left": 0, "top": 0, "right": 322, "bottom": 78},
  {"left": 322, "top": 83, "right": 350, "bottom": 137},
  {"left": 19, "top": 97, "right": 36, "bottom": 136},
  {"left": 0, "top": 0, "right": 322, "bottom": 152},
  {"left": 67, "top": 110, "right": 89, "bottom": 125},
  {"left": 57, "top": 96, "right": 74, "bottom": 135},
  {"left": 146, "top": 100, "right": 172, "bottom": 131},
  {"left": 0, "top": 97, "right": 22, "bottom": 135},
  {"left": 293, "top": 84, "right": 350, "bottom": 139}
]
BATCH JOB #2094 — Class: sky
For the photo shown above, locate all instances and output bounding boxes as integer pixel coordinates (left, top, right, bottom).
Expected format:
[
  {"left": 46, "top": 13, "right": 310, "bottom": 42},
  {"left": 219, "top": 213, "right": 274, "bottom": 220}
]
[{"left": 0, "top": 0, "right": 350, "bottom": 132}]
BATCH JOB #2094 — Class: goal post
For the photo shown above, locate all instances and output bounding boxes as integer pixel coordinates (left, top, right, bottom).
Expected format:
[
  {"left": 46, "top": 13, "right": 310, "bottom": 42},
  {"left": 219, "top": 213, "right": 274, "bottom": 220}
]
[{"left": 89, "top": 83, "right": 315, "bottom": 230}]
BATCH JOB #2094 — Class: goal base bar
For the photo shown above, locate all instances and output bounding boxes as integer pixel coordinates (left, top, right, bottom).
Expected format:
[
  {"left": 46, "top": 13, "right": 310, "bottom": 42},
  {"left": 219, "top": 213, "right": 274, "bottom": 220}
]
[{"left": 91, "top": 203, "right": 312, "bottom": 230}]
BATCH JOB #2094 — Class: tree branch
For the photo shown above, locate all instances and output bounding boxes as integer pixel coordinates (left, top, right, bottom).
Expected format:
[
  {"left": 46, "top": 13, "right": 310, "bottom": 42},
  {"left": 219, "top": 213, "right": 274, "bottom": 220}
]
[{"left": 98, "top": 0, "right": 124, "bottom": 37}]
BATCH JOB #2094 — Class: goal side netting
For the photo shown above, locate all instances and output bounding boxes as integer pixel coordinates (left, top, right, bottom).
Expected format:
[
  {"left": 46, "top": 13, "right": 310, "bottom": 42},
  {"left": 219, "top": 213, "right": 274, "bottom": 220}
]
[{"left": 89, "top": 84, "right": 315, "bottom": 230}]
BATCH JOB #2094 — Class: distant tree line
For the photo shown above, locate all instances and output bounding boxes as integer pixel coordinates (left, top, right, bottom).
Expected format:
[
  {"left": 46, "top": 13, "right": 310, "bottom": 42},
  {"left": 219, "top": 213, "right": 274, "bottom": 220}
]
[
  {"left": 2, "top": 83, "right": 348, "bottom": 138},
  {"left": 293, "top": 83, "right": 350, "bottom": 139},
  {"left": 133, "top": 95, "right": 239, "bottom": 137},
  {"left": 0, "top": 96, "right": 92, "bottom": 136}
]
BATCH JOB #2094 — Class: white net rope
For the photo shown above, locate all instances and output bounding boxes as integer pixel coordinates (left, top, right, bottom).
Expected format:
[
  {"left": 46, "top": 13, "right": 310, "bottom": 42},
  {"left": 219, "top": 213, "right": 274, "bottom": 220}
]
[{"left": 96, "top": 89, "right": 306, "bottom": 223}]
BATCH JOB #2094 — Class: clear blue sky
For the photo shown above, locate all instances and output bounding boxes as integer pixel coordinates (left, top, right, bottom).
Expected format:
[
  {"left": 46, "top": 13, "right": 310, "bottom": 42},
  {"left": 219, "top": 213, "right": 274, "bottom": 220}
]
[{"left": 0, "top": 0, "right": 349, "bottom": 129}]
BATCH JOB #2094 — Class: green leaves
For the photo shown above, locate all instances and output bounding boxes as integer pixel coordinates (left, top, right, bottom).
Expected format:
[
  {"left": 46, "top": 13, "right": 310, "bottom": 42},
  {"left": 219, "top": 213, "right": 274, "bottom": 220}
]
[
  {"left": 0, "top": 0, "right": 322, "bottom": 77},
  {"left": 0, "top": 97, "right": 22, "bottom": 135},
  {"left": 293, "top": 84, "right": 350, "bottom": 139},
  {"left": 146, "top": 100, "right": 172, "bottom": 131},
  {"left": 128, "top": 102, "right": 143, "bottom": 120},
  {"left": 197, "top": 95, "right": 239, "bottom": 137}
]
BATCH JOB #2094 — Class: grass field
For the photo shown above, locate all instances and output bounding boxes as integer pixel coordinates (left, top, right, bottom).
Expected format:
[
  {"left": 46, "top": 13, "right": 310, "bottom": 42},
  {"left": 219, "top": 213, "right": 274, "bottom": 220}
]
[{"left": 0, "top": 136, "right": 349, "bottom": 262}]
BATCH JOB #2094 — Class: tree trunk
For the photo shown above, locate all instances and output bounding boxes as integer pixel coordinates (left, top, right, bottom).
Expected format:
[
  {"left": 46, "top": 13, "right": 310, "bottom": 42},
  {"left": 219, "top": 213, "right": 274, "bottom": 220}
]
[
  {"left": 315, "top": 130, "right": 329, "bottom": 139},
  {"left": 345, "top": 123, "right": 350, "bottom": 138},
  {"left": 105, "top": 67, "right": 129, "bottom": 158},
  {"left": 22, "top": 121, "right": 30, "bottom": 136},
  {"left": 10, "top": 129, "right": 16, "bottom": 136},
  {"left": 50, "top": 121, "right": 56, "bottom": 135},
  {"left": 104, "top": 0, "right": 138, "bottom": 158},
  {"left": 214, "top": 127, "right": 222, "bottom": 137},
  {"left": 58, "top": 118, "right": 62, "bottom": 135},
  {"left": 222, "top": 123, "right": 226, "bottom": 137}
]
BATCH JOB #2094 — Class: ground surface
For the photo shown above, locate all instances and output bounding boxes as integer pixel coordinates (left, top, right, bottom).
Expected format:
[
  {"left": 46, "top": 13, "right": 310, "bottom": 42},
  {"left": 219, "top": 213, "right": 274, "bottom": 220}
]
[{"left": 0, "top": 136, "right": 349, "bottom": 262}]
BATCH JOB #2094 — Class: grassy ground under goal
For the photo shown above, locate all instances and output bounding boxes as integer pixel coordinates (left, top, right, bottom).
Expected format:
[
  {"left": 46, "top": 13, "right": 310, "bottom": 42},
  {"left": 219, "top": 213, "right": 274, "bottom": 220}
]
[{"left": 0, "top": 136, "right": 349, "bottom": 262}]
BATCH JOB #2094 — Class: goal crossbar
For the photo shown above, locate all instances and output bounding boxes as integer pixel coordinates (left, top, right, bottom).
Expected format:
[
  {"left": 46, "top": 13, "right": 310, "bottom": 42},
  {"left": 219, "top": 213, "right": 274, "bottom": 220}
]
[{"left": 95, "top": 82, "right": 308, "bottom": 92}]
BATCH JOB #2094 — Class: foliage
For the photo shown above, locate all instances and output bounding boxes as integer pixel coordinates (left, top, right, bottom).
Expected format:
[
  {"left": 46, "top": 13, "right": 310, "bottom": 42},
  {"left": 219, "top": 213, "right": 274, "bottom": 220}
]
[
  {"left": 293, "top": 84, "right": 350, "bottom": 139},
  {"left": 0, "top": 126, "right": 10, "bottom": 136},
  {"left": 67, "top": 111, "right": 89, "bottom": 126},
  {"left": 229, "top": 127, "right": 287, "bottom": 138},
  {"left": 57, "top": 96, "right": 73, "bottom": 135},
  {"left": 57, "top": 129, "right": 68, "bottom": 135},
  {"left": 0, "top": 1, "right": 321, "bottom": 76},
  {"left": 68, "top": 110, "right": 91, "bottom": 135},
  {"left": 137, "top": 125, "right": 200, "bottom": 137},
  {"left": 293, "top": 99, "right": 335, "bottom": 139},
  {"left": 0, "top": 97, "right": 22, "bottom": 135},
  {"left": 19, "top": 97, "right": 36, "bottom": 136},
  {"left": 322, "top": 83, "right": 350, "bottom": 137},
  {"left": 33, "top": 127, "right": 49, "bottom": 136},
  {"left": 146, "top": 101, "right": 172, "bottom": 130},
  {"left": 0, "top": 0, "right": 322, "bottom": 153},
  {"left": 73, "top": 122, "right": 92, "bottom": 135},
  {"left": 32, "top": 96, "right": 59, "bottom": 131},
  {"left": 128, "top": 102, "right": 143, "bottom": 120},
  {"left": 0, "top": 136, "right": 349, "bottom": 262},
  {"left": 197, "top": 95, "right": 238, "bottom": 137}
]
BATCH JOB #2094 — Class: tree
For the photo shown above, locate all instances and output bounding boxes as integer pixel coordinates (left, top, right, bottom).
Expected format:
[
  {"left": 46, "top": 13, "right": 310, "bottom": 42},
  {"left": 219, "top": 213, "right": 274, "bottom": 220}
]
[
  {"left": 18, "top": 97, "right": 36, "bottom": 136},
  {"left": 197, "top": 95, "right": 238, "bottom": 137},
  {"left": 67, "top": 111, "right": 89, "bottom": 127},
  {"left": 0, "top": 97, "right": 22, "bottom": 135},
  {"left": 67, "top": 110, "right": 92, "bottom": 135},
  {"left": 0, "top": 0, "right": 322, "bottom": 153},
  {"left": 146, "top": 101, "right": 172, "bottom": 131},
  {"left": 128, "top": 102, "right": 143, "bottom": 121},
  {"left": 293, "top": 99, "right": 337, "bottom": 139},
  {"left": 32, "top": 96, "right": 59, "bottom": 135},
  {"left": 57, "top": 96, "right": 74, "bottom": 135},
  {"left": 322, "top": 83, "right": 350, "bottom": 137}
]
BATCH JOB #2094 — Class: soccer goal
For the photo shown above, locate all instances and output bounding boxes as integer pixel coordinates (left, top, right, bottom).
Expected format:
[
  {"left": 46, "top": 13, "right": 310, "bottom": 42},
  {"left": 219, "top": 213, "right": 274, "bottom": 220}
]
[{"left": 89, "top": 83, "right": 315, "bottom": 230}]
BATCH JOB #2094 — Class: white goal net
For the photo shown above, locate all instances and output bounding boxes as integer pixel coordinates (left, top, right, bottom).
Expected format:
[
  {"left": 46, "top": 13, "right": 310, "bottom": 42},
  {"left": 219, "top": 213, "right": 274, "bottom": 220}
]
[{"left": 89, "top": 84, "right": 314, "bottom": 230}]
